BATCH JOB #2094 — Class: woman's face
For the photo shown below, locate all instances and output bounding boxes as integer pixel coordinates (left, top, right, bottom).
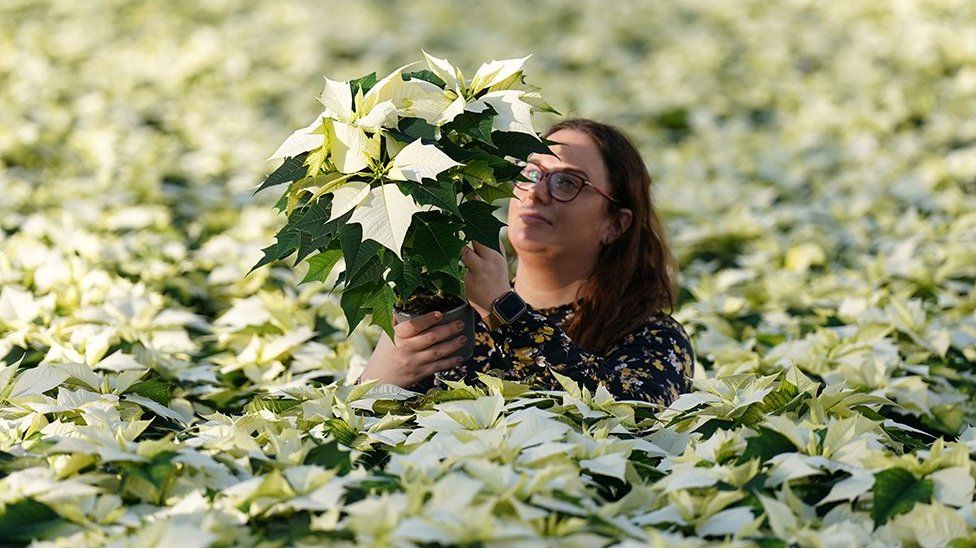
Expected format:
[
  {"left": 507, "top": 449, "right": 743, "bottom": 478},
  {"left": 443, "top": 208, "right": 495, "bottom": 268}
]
[{"left": 507, "top": 128, "right": 627, "bottom": 262}]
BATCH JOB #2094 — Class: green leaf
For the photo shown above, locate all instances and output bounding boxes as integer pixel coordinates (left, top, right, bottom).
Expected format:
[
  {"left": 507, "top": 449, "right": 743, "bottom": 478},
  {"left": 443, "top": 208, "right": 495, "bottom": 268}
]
[
  {"left": 247, "top": 397, "right": 300, "bottom": 414},
  {"left": 340, "top": 281, "right": 380, "bottom": 334},
  {"left": 0, "top": 499, "right": 66, "bottom": 543},
  {"left": 471, "top": 182, "right": 516, "bottom": 204},
  {"left": 304, "top": 439, "right": 353, "bottom": 474},
  {"left": 883, "top": 426, "right": 931, "bottom": 452},
  {"left": 339, "top": 225, "right": 383, "bottom": 284},
  {"left": 400, "top": 179, "right": 461, "bottom": 217},
  {"left": 461, "top": 159, "right": 496, "bottom": 186},
  {"left": 739, "top": 402, "right": 767, "bottom": 426},
  {"left": 350, "top": 72, "right": 378, "bottom": 97},
  {"left": 447, "top": 108, "right": 495, "bottom": 146},
  {"left": 295, "top": 230, "right": 337, "bottom": 265},
  {"left": 421, "top": 388, "right": 481, "bottom": 405},
  {"left": 490, "top": 131, "right": 556, "bottom": 160},
  {"left": 694, "top": 419, "right": 737, "bottom": 438},
  {"left": 255, "top": 153, "right": 308, "bottom": 195},
  {"left": 430, "top": 270, "right": 465, "bottom": 301},
  {"left": 292, "top": 199, "right": 334, "bottom": 236},
  {"left": 737, "top": 427, "right": 798, "bottom": 464},
  {"left": 398, "top": 117, "right": 437, "bottom": 142},
  {"left": 323, "top": 418, "right": 358, "bottom": 447},
  {"left": 301, "top": 249, "right": 344, "bottom": 284},
  {"left": 762, "top": 380, "right": 801, "bottom": 414},
  {"left": 252, "top": 199, "right": 341, "bottom": 273},
  {"left": 125, "top": 379, "right": 172, "bottom": 405},
  {"left": 295, "top": 206, "right": 350, "bottom": 264},
  {"left": 249, "top": 228, "right": 300, "bottom": 273},
  {"left": 458, "top": 200, "right": 506, "bottom": 253},
  {"left": 344, "top": 256, "right": 385, "bottom": 293},
  {"left": 872, "top": 467, "right": 933, "bottom": 527},
  {"left": 411, "top": 218, "right": 465, "bottom": 275},
  {"left": 387, "top": 256, "right": 426, "bottom": 301},
  {"left": 403, "top": 69, "right": 446, "bottom": 88},
  {"left": 365, "top": 283, "right": 396, "bottom": 341}
]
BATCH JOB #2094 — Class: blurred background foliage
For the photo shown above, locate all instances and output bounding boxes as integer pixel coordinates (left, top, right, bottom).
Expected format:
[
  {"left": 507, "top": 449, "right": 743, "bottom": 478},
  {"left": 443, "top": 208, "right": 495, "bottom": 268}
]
[{"left": 0, "top": 1, "right": 975, "bottom": 543}]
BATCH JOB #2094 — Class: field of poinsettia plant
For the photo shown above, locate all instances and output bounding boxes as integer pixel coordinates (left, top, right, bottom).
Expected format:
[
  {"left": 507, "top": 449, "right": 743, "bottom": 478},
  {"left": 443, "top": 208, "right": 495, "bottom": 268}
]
[{"left": 1, "top": 0, "right": 975, "bottom": 546}]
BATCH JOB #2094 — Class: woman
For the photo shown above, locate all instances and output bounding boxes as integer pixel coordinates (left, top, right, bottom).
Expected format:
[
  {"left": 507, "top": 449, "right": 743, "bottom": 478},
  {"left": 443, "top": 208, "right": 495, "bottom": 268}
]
[{"left": 360, "top": 118, "right": 695, "bottom": 406}]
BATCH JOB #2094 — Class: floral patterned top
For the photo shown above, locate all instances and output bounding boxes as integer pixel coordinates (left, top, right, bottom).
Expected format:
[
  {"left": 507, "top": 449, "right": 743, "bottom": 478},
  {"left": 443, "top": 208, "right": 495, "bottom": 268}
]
[{"left": 416, "top": 299, "right": 696, "bottom": 407}]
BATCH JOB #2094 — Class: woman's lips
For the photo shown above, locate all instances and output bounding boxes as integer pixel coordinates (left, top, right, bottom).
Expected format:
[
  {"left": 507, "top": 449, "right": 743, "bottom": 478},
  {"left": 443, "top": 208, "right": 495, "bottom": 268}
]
[{"left": 519, "top": 213, "right": 551, "bottom": 226}]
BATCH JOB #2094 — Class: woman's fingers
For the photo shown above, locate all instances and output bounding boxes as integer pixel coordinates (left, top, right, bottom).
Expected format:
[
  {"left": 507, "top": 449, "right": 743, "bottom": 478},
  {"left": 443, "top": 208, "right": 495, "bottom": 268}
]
[
  {"left": 418, "top": 332, "right": 467, "bottom": 364},
  {"left": 393, "top": 311, "right": 442, "bottom": 339},
  {"left": 397, "top": 318, "right": 464, "bottom": 353},
  {"left": 422, "top": 355, "right": 464, "bottom": 378},
  {"left": 471, "top": 240, "right": 503, "bottom": 259},
  {"left": 460, "top": 244, "right": 480, "bottom": 267}
]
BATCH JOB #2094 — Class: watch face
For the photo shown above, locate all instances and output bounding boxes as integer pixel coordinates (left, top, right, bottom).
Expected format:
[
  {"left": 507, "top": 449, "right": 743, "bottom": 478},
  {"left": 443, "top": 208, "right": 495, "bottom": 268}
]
[{"left": 495, "top": 292, "right": 526, "bottom": 320}]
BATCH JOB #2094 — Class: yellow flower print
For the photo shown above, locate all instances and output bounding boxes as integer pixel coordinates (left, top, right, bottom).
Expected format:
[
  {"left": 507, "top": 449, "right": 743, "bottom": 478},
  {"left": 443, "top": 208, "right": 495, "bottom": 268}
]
[
  {"left": 531, "top": 326, "right": 555, "bottom": 344},
  {"left": 514, "top": 346, "right": 536, "bottom": 365}
]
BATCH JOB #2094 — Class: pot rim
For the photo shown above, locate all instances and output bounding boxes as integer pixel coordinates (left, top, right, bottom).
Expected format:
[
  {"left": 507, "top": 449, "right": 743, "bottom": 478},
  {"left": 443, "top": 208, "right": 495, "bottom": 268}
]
[{"left": 394, "top": 299, "right": 469, "bottom": 317}]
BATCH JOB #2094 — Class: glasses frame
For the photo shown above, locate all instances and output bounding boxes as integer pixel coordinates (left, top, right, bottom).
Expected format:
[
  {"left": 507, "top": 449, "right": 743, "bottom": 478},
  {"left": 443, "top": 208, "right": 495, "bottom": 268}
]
[{"left": 507, "top": 157, "right": 620, "bottom": 205}]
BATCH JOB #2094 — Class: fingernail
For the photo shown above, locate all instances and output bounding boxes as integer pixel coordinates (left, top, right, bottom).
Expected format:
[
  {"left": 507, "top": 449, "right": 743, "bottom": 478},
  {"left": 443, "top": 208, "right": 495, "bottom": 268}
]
[
  {"left": 454, "top": 321, "right": 464, "bottom": 330},
  {"left": 458, "top": 335, "right": 467, "bottom": 343},
  {"left": 434, "top": 312, "right": 443, "bottom": 320}
]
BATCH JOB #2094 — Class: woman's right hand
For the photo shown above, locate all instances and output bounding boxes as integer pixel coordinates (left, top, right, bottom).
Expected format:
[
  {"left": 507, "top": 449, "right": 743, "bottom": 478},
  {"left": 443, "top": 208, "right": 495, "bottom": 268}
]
[{"left": 358, "top": 311, "right": 468, "bottom": 389}]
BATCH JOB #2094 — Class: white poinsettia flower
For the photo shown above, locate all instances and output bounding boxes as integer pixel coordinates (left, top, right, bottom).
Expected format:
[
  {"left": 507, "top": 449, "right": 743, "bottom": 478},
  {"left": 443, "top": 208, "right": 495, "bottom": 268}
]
[
  {"left": 268, "top": 62, "right": 425, "bottom": 164},
  {"left": 404, "top": 84, "right": 465, "bottom": 127},
  {"left": 467, "top": 54, "right": 532, "bottom": 95},
  {"left": 266, "top": 110, "right": 329, "bottom": 161},
  {"left": 327, "top": 181, "right": 434, "bottom": 259},
  {"left": 329, "top": 120, "right": 371, "bottom": 174},
  {"left": 326, "top": 181, "right": 372, "bottom": 222},
  {"left": 466, "top": 90, "right": 536, "bottom": 134},
  {"left": 358, "top": 62, "right": 430, "bottom": 114},
  {"left": 387, "top": 138, "right": 461, "bottom": 182},
  {"left": 421, "top": 50, "right": 465, "bottom": 94},
  {"left": 318, "top": 62, "right": 422, "bottom": 130}
]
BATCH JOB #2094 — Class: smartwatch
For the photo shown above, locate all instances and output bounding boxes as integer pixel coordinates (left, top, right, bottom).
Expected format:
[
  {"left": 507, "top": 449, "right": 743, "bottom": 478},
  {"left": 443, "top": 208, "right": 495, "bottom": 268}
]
[{"left": 486, "top": 290, "right": 528, "bottom": 330}]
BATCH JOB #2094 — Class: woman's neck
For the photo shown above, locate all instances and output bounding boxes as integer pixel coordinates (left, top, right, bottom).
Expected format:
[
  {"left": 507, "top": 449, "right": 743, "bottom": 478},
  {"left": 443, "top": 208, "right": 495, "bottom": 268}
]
[{"left": 513, "top": 253, "right": 595, "bottom": 309}]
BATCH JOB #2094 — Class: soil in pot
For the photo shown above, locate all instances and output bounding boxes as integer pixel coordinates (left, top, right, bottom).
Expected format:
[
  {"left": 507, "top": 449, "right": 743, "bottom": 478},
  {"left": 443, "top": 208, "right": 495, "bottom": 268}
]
[{"left": 397, "top": 292, "right": 465, "bottom": 316}]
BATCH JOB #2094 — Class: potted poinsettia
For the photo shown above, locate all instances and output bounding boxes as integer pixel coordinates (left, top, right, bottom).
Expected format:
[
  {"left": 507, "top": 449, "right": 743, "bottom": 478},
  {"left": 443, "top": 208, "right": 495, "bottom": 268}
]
[{"left": 250, "top": 51, "right": 557, "bottom": 357}]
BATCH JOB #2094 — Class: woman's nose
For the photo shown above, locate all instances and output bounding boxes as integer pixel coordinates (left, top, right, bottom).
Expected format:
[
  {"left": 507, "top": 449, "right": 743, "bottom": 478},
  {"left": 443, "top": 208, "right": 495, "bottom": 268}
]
[{"left": 520, "top": 176, "right": 551, "bottom": 204}]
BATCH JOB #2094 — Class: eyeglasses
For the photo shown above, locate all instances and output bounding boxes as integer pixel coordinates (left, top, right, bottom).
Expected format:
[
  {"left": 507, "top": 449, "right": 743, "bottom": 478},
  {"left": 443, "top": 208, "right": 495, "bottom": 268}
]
[{"left": 507, "top": 157, "right": 619, "bottom": 205}]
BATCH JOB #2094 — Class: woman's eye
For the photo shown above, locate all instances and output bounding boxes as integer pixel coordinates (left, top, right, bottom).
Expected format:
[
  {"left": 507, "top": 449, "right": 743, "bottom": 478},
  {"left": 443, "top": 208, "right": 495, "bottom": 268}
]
[{"left": 552, "top": 174, "right": 578, "bottom": 188}]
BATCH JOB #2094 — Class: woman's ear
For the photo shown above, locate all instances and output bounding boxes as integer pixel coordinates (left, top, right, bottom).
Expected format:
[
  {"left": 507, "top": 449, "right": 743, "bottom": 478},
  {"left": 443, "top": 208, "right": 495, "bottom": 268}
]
[
  {"left": 603, "top": 208, "right": 634, "bottom": 244},
  {"left": 617, "top": 208, "right": 634, "bottom": 236}
]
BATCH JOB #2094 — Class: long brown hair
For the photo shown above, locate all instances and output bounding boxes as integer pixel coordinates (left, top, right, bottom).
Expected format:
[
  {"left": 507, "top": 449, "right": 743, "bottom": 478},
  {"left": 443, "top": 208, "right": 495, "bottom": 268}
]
[{"left": 543, "top": 118, "right": 678, "bottom": 353}]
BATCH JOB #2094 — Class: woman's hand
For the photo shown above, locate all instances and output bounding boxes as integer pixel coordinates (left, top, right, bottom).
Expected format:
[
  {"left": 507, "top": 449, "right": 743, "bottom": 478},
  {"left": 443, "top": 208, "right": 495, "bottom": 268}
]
[
  {"left": 461, "top": 241, "right": 512, "bottom": 321},
  {"left": 359, "top": 311, "right": 468, "bottom": 388}
]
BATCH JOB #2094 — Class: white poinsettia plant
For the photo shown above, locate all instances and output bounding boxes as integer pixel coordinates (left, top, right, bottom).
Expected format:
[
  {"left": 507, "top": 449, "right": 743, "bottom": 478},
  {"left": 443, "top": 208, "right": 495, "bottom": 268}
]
[{"left": 252, "top": 51, "right": 558, "bottom": 340}]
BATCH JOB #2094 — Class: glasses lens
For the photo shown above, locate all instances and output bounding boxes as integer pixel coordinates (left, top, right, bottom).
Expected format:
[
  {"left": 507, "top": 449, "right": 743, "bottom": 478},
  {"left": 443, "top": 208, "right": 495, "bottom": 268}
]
[
  {"left": 549, "top": 172, "right": 584, "bottom": 201},
  {"left": 514, "top": 164, "right": 541, "bottom": 191}
]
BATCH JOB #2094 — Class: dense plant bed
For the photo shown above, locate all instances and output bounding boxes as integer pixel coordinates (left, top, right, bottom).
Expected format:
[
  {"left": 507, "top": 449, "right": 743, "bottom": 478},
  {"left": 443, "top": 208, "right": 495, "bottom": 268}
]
[{"left": 1, "top": 0, "right": 975, "bottom": 546}]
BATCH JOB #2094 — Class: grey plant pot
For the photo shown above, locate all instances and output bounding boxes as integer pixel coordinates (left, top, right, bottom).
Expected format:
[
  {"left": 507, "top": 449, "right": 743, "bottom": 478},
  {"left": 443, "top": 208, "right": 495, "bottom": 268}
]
[{"left": 393, "top": 300, "right": 476, "bottom": 361}]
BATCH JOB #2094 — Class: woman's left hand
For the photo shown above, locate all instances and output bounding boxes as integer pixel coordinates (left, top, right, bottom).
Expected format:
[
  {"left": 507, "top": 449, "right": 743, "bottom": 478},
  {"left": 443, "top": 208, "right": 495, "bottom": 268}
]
[{"left": 460, "top": 241, "right": 512, "bottom": 321}]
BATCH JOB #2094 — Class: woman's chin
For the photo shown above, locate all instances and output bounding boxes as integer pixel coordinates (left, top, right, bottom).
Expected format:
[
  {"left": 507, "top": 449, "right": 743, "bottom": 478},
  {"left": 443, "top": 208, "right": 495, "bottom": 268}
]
[{"left": 509, "top": 228, "right": 553, "bottom": 252}]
